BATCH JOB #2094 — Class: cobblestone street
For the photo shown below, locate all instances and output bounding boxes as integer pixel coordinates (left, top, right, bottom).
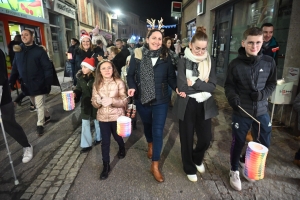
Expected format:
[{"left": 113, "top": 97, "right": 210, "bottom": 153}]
[{"left": 1, "top": 81, "right": 300, "bottom": 199}]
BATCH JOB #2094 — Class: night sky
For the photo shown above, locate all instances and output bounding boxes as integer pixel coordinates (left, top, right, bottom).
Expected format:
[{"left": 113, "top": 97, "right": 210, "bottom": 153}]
[{"left": 108, "top": 0, "right": 182, "bottom": 37}]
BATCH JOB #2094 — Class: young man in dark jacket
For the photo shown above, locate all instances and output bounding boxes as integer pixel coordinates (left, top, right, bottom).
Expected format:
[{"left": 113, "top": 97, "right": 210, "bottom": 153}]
[
  {"left": 224, "top": 27, "right": 276, "bottom": 191},
  {"left": 0, "top": 48, "right": 33, "bottom": 163},
  {"left": 10, "top": 29, "right": 53, "bottom": 136},
  {"left": 261, "top": 23, "right": 279, "bottom": 65}
]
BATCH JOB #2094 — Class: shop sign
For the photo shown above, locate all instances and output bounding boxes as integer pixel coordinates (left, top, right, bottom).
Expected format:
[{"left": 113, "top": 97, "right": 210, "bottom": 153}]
[
  {"left": 0, "top": 0, "right": 48, "bottom": 23},
  {"left": 171, "top": 1, "right": 182, "bottom": 18},
  {"left": 53, "top": 0, "right": 76, "bottom": 19}
]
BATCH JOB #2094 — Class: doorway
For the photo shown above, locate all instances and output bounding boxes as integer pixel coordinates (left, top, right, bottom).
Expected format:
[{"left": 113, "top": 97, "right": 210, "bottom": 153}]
[{"left": 214, "top": 5, "right": 233, "bottom": 86}]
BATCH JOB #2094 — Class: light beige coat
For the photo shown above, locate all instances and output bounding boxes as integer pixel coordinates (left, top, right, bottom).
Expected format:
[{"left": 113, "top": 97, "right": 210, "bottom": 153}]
[{"left": 91, "top": 78, "right": 127, "bottom": 122}]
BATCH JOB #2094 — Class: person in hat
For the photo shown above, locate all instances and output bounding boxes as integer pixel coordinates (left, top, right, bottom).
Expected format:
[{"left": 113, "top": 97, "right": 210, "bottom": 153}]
[
  {"left": 136, "top": 38, "right": 144, "bottom": 48},
  {"left": 128, "top": 38, "right": 136, "bottom": 55},
  {"left": 73, "top": 57, "right": 101, "bottom": 153},
  {"left": 71, "top": 33, "right": 97, "bottom": 86}
]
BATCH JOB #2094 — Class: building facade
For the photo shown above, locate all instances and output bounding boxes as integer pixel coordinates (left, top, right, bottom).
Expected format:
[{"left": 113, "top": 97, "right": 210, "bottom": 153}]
[{"left": 112, "top": 11, "right": 147, "bottom": 43}]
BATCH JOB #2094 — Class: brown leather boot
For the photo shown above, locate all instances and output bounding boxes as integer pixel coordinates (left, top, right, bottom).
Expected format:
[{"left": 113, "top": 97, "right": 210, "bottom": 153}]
[
  {"left": 150, "top": 161, "right": 164, "bottom": 182},
  {"left": 147, "top": 143, "right": 152, "bottom": 159}
]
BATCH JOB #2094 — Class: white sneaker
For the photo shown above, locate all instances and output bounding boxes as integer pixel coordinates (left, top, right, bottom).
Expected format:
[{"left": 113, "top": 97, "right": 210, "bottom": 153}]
[
  {"left": 229, "top": 170, "right": 242, "bottom": 191},
  {"left": 187, "top": 174, "right": 197, "bottom": 182},
  {"left": 195, "top": 163, "right": 205, "bottom": 173},
  {"left": 22, "top": 145, "right": 33, "bottom": 163}
]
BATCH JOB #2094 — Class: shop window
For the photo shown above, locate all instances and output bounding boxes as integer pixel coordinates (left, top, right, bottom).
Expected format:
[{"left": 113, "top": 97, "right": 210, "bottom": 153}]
[
  {"left": 65, "top": 18, "right": 73, "bottom": 30},
  {"left": 230, "top": 0, "right": 292, "bottom": 78},
  {"left": 49, "top": 12, "right": 59, "bottom": 26}
]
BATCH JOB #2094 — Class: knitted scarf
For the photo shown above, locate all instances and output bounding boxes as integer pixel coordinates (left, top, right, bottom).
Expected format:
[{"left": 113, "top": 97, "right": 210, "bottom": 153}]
[
  {"left": 140, "top": 46, "right": 161, "bottom": 104},
  {"left": 184, "top": 48, "right": 212, "bottom": 103},
  {"left": 184, "top": 48, "right": 211, "bottom": 81}
]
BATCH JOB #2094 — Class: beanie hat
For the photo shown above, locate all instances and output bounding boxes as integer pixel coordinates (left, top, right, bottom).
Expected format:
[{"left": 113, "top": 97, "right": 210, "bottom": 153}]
[
  {"left": 81, "top": 57, "right": 95, "bottom": 71},
  {"left": 80, "top": 33, "right": 91, "bottom": 42},
  {"left": 129, "top": 38, "right": 135, "bottom": 44}
]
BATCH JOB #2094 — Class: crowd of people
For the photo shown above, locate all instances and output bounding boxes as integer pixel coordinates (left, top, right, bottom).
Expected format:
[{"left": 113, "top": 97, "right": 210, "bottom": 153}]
[{"left": 2, "top": 21, "right": 300, "bottom": 192}]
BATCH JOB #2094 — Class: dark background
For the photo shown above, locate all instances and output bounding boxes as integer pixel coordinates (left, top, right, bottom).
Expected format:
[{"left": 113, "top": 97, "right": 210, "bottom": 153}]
[{"left": 108, "top": 0, "right": 182, "bottom": 37}]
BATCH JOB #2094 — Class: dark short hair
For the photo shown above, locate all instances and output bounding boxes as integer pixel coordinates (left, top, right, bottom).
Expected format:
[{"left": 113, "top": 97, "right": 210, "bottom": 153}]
[
  {"left": 139, "top": 38, "right": 143, "bottom": 42},
  {"left": 243, "top": 27, "right": 263, "bottom": 40},
  {"left": 96, "top": 40, "right": 103, "bottom": 45},
  {"left": 115, "top": 38, "right": 122, "bottom": 43},
  {"left": 261, "top": 23, "right": 274, "bottom": 29},
  {"left": 71, "top": 38, "right": 79, "bottom": 43},
  {"left": 23, "top": 29, "right": 34, "bottom": 36},
  {"left": 122, "top": 38, "right": 128, "bottom": 43}
]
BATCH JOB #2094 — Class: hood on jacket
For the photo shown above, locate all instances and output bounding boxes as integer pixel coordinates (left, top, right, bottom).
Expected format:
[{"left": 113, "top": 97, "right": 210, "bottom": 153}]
[{"left": 237, "top": 47, "right": 263, "bottom": 65}]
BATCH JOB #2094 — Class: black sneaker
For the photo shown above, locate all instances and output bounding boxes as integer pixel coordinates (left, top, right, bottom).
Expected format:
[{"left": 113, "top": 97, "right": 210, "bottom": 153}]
[
  {"left": 93, "top": 140, "right": 102, "bottom": 146},
  {"left": 30, "top": 106, "right": 37, "bottom": 112},
  {"left": 44, "top": 116, "right": 51, "bottom": 124},
  {"left": 37, "top": 126, "right": 44, "bottom": 136},
  {"left": 80, "top": 147, "right": 92, "bottom": 153}
]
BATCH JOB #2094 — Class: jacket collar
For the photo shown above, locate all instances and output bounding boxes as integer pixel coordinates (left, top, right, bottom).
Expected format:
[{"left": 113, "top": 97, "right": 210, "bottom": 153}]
[{"left": 237, "top": 47, "right": 262, "bottom": 65}]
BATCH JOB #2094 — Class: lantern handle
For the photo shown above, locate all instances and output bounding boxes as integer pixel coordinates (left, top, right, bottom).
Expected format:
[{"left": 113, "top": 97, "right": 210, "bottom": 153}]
[{"left": 238, "top": 105, "right": 261, "bottom": 143}]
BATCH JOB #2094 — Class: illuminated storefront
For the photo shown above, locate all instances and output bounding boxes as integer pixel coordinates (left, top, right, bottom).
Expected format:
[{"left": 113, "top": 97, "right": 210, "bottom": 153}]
[{"left": 0, "top": 0, "right": 48, "bottom": 75}]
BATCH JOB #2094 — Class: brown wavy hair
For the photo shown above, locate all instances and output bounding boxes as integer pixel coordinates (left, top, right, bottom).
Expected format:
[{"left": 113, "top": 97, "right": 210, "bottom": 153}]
[
  {"left": 144, "top": 29, "right": 169, "bottom": 60},
  {"left": 79, "top": 38, "right": 93, "bottom": 51},
  {"left": 191, "top": 26, "right": 208, "bottom": 43},
  {"left": 94, "top": 60, "right": 120, "bottom": 91}
]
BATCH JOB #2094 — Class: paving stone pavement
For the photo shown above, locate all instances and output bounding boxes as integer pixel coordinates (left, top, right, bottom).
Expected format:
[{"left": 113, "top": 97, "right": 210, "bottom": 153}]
[
  {"left": 19, "top": 128, "right": 87, "bottom": 200},
  {"left": 15, "top": 86, "right": 300, "bottom": 200}
]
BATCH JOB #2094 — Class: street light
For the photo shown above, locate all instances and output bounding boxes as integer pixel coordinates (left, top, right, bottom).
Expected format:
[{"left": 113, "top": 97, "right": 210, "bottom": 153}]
[{"left": 114, "top": 9, "right": 121, "bottom": 15}]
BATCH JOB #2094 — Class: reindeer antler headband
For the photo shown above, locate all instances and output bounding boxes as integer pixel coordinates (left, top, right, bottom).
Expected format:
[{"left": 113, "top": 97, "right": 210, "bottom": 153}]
[{"left": 147, "top": 17, "right": 164, "bottom": 32}]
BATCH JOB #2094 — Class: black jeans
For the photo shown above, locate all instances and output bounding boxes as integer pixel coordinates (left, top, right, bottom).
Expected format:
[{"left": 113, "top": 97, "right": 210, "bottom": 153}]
[
  {"left": 99, "top": 121, "right": 124, "bottom": 162},
  {"left": 1, "top": 102, "right": 30, "bottom": 147},
  {"left": 179, "top": 98, "right": 212, "bottom": 174}
]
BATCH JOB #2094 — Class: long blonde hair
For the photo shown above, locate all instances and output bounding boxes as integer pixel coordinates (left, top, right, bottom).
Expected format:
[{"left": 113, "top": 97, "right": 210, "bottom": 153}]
[{"left": 94, "top": 60, "right": 120, "bottom": 91}]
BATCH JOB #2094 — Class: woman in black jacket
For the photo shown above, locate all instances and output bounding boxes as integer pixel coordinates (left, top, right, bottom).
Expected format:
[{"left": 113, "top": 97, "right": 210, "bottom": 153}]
[
  {"left": 174, "top": 26, "right": 218, "bottom": 182},
  {"left": 127, "top": 28, "right": 179, "bottom": 183},
  {"left": 71, "top": 34, "right": 96, "bottom": 86}
]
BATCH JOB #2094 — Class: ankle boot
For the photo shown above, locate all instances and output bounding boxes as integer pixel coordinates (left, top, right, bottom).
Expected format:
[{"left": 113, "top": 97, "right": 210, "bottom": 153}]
[
  {"left": 150, "top": 161, "right": 164, "bottom": 182},
  {"left": 147, "top": 143, "right": 153, "bottom": 159},
  {"left": 118, "top": 147, "right": 126, "bottom": 159},
  {"left": 100, "top": 162, "right": 110, "bottom": 180}
]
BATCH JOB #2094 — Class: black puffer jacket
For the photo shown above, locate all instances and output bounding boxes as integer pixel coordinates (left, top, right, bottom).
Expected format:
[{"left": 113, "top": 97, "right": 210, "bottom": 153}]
[
  {"left": 224, "top": 47, "right": 277, "bottom": 117},
  {"left": 10, "top": 43, "right": 53, "bottom": 96}
]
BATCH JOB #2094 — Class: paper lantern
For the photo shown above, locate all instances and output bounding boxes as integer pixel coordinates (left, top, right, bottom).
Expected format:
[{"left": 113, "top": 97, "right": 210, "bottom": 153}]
[
  {"left": 117, "top": 116, "right": 132, "bottom": 137},
  {"left": 61, "top": 91, "right": 75, "bottom": 111},
  {"left": 244, "top": 142, "right": 268, "bottom": 180}
]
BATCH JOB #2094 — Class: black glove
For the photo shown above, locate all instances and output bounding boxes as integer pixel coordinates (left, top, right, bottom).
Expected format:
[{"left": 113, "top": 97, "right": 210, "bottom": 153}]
[
  {"left": 229, "top": 98, "right": 240, "bottom": 111},
  {"left": 250, "top": 91, "right": 263, "bottom": 101}
]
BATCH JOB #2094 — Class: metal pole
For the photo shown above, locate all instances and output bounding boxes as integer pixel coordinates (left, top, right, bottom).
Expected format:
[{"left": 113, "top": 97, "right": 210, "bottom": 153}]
[{"left": 0, "top": 86, "right": 19, "bottom": 185}]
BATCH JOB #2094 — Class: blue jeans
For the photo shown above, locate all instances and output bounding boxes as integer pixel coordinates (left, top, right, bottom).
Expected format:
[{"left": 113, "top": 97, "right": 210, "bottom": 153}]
[
  {"left": 81, "top": 119, "right": 101, "bottom": 148},
  {"left": 230, "top": 113, "right": 272, "bottom": 171},
  {"left": 136, "top": 100, "right": 169, "bottom": 161}
]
